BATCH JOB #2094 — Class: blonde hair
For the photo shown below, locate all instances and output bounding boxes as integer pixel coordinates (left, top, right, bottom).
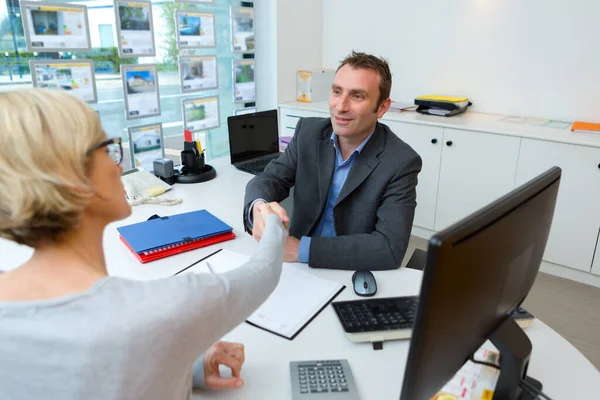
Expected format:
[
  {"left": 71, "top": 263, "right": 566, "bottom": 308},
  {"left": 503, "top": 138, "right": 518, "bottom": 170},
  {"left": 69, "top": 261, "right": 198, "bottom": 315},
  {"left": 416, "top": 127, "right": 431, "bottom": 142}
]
[{"left": 0, "top": 89, "right": 105, "bottom": 247}]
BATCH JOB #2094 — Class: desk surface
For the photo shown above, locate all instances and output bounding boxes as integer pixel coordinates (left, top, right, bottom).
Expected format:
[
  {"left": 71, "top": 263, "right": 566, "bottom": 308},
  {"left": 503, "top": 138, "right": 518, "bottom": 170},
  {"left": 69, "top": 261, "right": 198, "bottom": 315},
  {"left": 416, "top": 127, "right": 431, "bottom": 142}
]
[{"left": 2, "top": 158, "right": 599, "bottom": 399}]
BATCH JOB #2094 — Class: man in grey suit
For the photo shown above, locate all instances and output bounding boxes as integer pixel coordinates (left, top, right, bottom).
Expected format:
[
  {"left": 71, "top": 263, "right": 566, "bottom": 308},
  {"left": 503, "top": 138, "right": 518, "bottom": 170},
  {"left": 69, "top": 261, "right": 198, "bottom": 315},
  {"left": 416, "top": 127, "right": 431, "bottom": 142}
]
[{"left": 244, "top": 51, "right": 422, "bottom": 270}]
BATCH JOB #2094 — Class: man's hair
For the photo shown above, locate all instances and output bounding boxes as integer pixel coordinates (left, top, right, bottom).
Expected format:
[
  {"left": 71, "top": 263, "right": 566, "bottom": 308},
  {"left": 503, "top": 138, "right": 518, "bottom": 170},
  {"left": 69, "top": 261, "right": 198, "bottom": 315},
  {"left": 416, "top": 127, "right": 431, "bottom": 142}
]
[
  {"left": 337, "top": 51, "right": 392, "bottom": 110},
  {"left": 0, "top": 89, "right": 104, "bottom": 248}
]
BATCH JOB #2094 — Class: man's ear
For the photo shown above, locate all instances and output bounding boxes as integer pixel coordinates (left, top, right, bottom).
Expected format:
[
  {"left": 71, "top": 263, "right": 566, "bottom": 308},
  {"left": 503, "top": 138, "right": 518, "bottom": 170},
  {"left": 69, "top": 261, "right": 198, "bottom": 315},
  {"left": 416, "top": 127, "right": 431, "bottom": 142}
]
[{"left": 377, "top": 98, "right": 392, "bottom": 118}]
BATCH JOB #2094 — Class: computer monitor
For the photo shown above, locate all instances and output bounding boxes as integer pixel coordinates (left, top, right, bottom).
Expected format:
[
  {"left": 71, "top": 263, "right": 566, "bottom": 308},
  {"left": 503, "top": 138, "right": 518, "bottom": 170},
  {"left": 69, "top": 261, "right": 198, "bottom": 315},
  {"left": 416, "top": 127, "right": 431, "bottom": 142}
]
[
  {"left": 227, "top": 109, "right": 279, "bottom": 165},
  {"left": 400, "top": 167, "right": 561, "bottom": 400}
]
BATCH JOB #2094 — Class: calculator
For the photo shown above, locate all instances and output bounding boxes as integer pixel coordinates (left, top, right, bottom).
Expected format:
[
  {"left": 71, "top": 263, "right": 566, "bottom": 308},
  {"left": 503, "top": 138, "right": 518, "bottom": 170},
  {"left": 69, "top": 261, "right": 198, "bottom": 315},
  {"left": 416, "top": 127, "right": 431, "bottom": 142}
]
[{"left": 290, "top": 359, "right": 360, "bottom": 399}]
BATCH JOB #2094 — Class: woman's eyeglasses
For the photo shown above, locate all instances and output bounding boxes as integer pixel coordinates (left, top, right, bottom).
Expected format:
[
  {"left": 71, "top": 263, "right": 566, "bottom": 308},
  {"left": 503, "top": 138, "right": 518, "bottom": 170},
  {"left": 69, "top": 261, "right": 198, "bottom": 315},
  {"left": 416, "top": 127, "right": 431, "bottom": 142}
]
[{"left": 91, "top": 137, "right": 123, "bottom": 165}]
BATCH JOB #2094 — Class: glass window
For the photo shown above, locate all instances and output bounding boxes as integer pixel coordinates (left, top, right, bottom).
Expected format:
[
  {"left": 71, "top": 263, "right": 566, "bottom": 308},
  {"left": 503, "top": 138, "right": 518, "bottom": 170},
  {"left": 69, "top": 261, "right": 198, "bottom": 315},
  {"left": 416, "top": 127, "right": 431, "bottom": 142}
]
[{"left": 0, "top": 0, "right": 255, "bottom": 170}]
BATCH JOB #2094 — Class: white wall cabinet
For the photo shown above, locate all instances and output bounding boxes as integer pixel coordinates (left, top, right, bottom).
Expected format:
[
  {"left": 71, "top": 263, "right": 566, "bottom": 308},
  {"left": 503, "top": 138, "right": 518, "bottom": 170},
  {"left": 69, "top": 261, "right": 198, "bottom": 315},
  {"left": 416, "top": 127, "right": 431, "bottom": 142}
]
[
  {"left": 515, "top": 138, "right": 600, "bottom": 273},
  {"left": 434, "top": 128, "right": 521, "bottom": 231},
  {"left": 278, "top": 102, "right": 600, "bottom": 286},
  {"left": 386, "top": 122, "right": 443, "bottom": 231},
  {"left": 279, "top": 106, "right": 328, "bottom": 138}
]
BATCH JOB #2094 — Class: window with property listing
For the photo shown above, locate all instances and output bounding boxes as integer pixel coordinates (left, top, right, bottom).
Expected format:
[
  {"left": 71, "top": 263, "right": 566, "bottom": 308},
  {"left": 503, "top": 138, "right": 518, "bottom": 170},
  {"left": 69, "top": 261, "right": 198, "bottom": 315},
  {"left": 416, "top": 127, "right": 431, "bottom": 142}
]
[{"left": 0, "top": 0, "right": 256, "bottom": 170}]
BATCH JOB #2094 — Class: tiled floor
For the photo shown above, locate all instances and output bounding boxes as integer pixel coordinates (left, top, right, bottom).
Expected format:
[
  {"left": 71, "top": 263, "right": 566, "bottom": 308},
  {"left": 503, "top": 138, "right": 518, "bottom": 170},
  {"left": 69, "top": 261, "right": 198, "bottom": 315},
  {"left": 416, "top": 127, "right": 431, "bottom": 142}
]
[{"left": 405, "top": 236, "right": 600, "bottom": 371}]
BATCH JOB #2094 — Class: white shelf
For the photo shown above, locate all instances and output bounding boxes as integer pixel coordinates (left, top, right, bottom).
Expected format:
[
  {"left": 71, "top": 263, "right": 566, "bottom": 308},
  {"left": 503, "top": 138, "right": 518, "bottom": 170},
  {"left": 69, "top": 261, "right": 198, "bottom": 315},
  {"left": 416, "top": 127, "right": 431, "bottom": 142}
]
[{"left": 280, "top": 101, "right": 600, "bottom": 149}]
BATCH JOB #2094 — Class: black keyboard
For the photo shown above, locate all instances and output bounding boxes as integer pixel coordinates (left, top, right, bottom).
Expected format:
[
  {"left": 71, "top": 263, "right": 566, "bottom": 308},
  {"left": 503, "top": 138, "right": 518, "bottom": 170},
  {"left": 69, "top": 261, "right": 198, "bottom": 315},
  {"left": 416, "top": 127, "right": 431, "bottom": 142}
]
[
  {"left": 235, "top": 154, "right": 279, "bottom": 175},
  {"left": 332, "top": 296, "right": 419, "bottom": 334}
]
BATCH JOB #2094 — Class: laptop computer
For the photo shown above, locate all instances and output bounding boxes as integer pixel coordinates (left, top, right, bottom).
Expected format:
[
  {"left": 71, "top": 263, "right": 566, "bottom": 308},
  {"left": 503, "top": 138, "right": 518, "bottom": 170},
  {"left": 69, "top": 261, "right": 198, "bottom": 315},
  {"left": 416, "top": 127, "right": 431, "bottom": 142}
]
[{"left": 227, "top": 109, "right": 281, "bottom": 175}]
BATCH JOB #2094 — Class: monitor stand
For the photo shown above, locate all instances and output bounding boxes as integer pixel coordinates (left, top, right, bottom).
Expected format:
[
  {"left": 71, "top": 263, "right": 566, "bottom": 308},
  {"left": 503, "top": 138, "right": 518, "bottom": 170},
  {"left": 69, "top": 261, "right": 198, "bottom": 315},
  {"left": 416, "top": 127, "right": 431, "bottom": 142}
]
[{"left": 488, "top": 317, "right": 543, "bottom": 400}]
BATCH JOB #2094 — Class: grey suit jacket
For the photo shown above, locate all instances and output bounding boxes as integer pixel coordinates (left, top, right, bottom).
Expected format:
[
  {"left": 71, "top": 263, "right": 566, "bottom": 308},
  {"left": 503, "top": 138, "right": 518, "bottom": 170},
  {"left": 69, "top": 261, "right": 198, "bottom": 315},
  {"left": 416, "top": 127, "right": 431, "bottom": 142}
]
[{"left": 244, "top": 117, "right": 422, "bottom": 270}]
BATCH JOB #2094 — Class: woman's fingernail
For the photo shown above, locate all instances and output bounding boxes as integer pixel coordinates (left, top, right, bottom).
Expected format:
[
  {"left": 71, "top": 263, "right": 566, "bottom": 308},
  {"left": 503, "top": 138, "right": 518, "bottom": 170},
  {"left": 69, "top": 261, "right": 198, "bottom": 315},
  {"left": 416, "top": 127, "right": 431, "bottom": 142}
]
[{"left": 237, "top": 379, "right": 244, "bottom": 387}]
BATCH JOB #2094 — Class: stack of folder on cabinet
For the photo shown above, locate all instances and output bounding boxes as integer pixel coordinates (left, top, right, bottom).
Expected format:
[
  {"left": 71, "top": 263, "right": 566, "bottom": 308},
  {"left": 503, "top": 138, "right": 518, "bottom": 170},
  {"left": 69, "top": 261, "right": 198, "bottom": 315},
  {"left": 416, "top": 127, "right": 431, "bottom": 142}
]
[
  {"left": 117, "top": 209, "right": 236, "bottom": 263},
  {"left": 414, "top": 95, "right": 471, "bottom": 117}
]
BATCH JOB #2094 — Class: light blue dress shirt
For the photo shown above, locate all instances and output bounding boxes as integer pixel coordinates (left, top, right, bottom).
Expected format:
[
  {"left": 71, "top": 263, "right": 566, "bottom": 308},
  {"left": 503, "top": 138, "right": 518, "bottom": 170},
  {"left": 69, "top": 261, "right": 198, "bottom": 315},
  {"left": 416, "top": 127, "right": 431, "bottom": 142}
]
[
  {"left": 248, "top": 131, "right": 374, "bottom": 263},
  {"left": 297, "top": 131, "right": 374, "bottom": 263}
]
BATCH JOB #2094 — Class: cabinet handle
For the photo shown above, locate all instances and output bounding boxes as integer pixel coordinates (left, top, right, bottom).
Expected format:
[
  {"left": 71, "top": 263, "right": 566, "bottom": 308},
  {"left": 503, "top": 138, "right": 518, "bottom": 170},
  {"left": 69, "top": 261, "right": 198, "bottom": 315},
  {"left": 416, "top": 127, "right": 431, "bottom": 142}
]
[
  {"left": 431, "top": 138, "right": 438, "bottom": 144},
  {"left": 598, "top": 163, "right": 600, "bottom": 169},
  {"left": 446, "top": 140, "right": 453, "bottom": 146}
]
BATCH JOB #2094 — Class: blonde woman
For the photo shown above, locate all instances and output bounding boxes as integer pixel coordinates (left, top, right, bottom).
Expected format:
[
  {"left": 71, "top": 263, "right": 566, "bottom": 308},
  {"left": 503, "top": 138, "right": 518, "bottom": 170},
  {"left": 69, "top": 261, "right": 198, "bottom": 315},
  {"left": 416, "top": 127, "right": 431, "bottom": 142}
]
[{"left": 0, "top": 89, "right": 288, "bottom": 400}]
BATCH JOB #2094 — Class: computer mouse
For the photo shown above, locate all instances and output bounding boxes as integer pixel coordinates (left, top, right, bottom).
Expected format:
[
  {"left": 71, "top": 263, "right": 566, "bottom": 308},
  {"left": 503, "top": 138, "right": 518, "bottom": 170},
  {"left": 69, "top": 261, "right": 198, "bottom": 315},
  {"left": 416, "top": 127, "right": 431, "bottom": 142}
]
[{"left": 352, "top": 270, "right": 377, "bottom": 297}]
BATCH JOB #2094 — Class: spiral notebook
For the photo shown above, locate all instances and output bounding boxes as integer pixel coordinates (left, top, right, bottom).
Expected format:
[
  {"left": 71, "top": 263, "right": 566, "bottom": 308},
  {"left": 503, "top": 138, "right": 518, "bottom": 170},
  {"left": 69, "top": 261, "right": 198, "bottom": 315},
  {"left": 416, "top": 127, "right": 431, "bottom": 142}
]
[{"left": 117, "top": 210, "right": 236, "bottom": 263}]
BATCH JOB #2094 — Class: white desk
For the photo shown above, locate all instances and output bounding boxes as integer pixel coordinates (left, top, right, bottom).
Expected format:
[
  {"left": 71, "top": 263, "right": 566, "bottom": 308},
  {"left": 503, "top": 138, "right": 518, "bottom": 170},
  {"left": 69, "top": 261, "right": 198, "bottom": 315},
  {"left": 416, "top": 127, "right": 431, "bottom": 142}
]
[{"left": 2, "top": 157, "right": 598, "bottom": 399}]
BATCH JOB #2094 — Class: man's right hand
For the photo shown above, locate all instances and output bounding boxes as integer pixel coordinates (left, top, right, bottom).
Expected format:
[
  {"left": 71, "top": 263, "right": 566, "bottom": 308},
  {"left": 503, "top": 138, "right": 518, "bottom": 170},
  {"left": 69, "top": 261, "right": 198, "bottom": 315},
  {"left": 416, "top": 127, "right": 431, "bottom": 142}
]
[{"left": 251, "top": 201, "right": 290, "bottom": 241}]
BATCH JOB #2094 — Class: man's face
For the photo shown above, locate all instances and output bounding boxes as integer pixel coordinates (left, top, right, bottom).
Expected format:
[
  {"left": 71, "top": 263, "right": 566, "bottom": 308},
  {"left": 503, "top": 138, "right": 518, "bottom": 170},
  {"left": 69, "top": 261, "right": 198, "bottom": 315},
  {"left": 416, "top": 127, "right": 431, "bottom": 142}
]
[{"left": 329, "top": 65, "right": 389, "bottom": 140}]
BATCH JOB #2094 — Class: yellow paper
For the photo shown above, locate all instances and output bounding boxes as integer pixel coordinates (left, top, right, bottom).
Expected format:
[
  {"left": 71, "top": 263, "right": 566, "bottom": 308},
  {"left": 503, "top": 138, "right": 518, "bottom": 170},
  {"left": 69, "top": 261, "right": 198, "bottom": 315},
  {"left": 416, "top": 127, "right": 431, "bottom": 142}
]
[{"left": 416, "top": 95, "right": 468, "bottom": 103}]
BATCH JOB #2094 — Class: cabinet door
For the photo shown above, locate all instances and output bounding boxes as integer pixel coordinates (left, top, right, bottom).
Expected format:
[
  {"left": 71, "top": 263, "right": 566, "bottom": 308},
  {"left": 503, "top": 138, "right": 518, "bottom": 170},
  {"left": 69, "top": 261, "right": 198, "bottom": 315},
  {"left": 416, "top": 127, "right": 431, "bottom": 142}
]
[
  {"left": 386, "top": 121, "right": 443, "bottom": 231},
  {"left": 515, "top": 138, "right": 600, "bottom": 272},
  {"left": 279, "top": 106, "right": 329, "bottom": 138},
  {"left": 435, "top": 129, "right": 521, "bottom": 231}
]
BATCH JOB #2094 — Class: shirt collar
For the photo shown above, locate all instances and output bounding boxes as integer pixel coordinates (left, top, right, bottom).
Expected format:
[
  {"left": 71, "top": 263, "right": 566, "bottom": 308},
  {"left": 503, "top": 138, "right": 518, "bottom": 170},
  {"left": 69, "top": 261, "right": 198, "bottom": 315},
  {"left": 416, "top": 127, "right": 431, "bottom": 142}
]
[{"left": 330, "top": 128, "right": 375, "bottom": 155}]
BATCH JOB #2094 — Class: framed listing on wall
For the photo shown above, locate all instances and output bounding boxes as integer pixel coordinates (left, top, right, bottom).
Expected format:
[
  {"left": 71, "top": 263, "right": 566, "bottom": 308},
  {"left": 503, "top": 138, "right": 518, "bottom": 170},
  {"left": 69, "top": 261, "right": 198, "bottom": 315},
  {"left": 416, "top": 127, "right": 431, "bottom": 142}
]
[
  {"left": 127, "top": 123, "right": 164, "bottom": 171},
  {"left": 21, "top": 1, "right": 92, "bottom": 52},
  {"left": 121, "top": 64, "right": 161, "bottom": 120},
  {"left": 114, "top": 0, "right": 156, "bottom": 57},
  {"left": 30, "top": 59, "right": 97, "bottom": 103},
  {"left": 232, "top": 59, "right": 255, "bottom": 103},
  {"left": 182, "top": 96, "right": 220, "bottom": 132},
  {"left": 179, "top": 56, "right": 218, "bottom": 93},
  {"left": 176, "top": 11, "right": 215, "bottom": 49},
  {"left": 231, "top": 6, "right": 254, "bottom": 53}
]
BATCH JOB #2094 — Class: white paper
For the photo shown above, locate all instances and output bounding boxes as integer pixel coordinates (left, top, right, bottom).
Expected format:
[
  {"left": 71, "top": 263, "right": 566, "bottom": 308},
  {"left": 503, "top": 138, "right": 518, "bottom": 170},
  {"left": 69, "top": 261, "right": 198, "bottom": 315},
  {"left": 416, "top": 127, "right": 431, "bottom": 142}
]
[
  {"left": 179, "top": 56, "right": 218, "bottom": 93},
  {"left": 231, "top": 7, "right": 254, "bottom": 53},
  {"left": 542, "top": 120, "right": 572, "bottom": 130},
  {"left": 522, "top": 117, "right": 548, "bottom": 126},
  {"left": 176, "top": 11, "right": 215, "bottom": 48},
  {"left": 22, "top": 1, "right": 91, "bottom": 51},
  {"left": 122, "top": 64, "right": 161, "bottom": 120},
  {"left": 498, "top": 116, "right": 526, "bottom": 124},
  {"left": 234, "top": 107, "right": 256, "bottom": 116},
  {"left": 499, "top": 116, "right": 548, "bottom": 127},
  {"left": 182, "top": 96, "right": 220, "bottom": 132},
  {"left": 389, "top": 101, "right": 416, "bottom": 111},
  {"left": 115, "top": 1, "right": 155, "bottom": 57},
  {"left": 177, "top": 249, "right": 251, "bottom": 275},
  {"left": 30, "top": 60, "right": 97, "bottom": 103},
  {"left": 435, "top": 341, "right": 500, "bottom": 399},
  {"left": 128, "top": 123, "right": 164, "bottom": 171},
  {"left": 233, "top": 59, "right": 256, "bottom": 103}
]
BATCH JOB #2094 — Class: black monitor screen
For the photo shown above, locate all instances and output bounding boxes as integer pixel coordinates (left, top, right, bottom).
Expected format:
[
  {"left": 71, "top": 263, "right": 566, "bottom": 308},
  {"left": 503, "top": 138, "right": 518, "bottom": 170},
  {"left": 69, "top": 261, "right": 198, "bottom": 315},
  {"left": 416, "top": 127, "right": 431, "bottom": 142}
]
[
  {"left": 227, "top": 109, "right": 279, "bottom": 164},
  {"left": 400, "top": 167, "right": 561, "bottom": 400}
]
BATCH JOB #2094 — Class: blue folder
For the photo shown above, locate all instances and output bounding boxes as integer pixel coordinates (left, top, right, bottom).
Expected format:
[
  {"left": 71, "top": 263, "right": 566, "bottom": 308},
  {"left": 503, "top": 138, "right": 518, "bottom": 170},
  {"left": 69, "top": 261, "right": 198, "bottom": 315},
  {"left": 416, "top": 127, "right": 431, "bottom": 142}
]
[{"left": 117, "top": 210, "right": 233, "bottom": 253}]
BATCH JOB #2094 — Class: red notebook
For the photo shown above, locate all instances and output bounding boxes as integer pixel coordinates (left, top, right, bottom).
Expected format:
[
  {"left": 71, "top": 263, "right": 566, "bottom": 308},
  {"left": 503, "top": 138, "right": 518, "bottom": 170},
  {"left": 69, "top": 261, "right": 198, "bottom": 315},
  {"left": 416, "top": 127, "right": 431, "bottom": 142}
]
[{"left": 120, "top": 231, "right": 236, "bottom": 263}]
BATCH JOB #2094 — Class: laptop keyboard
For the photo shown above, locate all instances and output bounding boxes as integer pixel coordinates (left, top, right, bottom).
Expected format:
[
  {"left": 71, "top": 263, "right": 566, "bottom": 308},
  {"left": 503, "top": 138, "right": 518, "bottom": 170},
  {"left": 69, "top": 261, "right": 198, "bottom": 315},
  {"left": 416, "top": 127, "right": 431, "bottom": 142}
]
[
  {"left": 236, "top": 154, "right": 279, "bottom": 175},
  {"left": 332, "top": 296, "right": 419, "bottom": 333}
]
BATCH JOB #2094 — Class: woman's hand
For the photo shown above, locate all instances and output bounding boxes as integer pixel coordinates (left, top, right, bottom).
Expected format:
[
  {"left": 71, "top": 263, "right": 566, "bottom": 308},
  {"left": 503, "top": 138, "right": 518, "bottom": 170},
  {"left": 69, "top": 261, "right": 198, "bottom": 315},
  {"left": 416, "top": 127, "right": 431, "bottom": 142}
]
[{"left": 203, "top": 341, "right": 246, "bottom": 390}]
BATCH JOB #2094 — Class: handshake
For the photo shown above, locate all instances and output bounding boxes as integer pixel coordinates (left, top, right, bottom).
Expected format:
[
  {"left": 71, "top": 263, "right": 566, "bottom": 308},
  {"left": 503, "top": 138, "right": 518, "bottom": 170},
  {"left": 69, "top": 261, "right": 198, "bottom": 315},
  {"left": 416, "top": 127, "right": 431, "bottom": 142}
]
[{"left": 251, "top": 201, "right": 300, "bottom": 263}]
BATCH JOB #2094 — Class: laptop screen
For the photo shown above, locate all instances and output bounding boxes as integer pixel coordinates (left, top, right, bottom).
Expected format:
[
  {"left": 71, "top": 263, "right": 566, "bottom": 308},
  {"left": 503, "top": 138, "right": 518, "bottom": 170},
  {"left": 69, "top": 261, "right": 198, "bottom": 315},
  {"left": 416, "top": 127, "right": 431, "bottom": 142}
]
[{"left": 227, "top": 109, "right": 279, "bottom": 164}]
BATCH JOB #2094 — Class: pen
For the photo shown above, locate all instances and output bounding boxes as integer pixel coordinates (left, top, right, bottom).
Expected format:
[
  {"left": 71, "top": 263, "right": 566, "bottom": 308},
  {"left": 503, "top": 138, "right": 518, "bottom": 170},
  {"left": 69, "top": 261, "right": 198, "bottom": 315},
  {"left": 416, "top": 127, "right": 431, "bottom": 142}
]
[
  {"left": 206, "top": 261, "right": 215, "bottom": 274},
  {"left": 173, "top": 249, "right": 222, "bottom": 275}
]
